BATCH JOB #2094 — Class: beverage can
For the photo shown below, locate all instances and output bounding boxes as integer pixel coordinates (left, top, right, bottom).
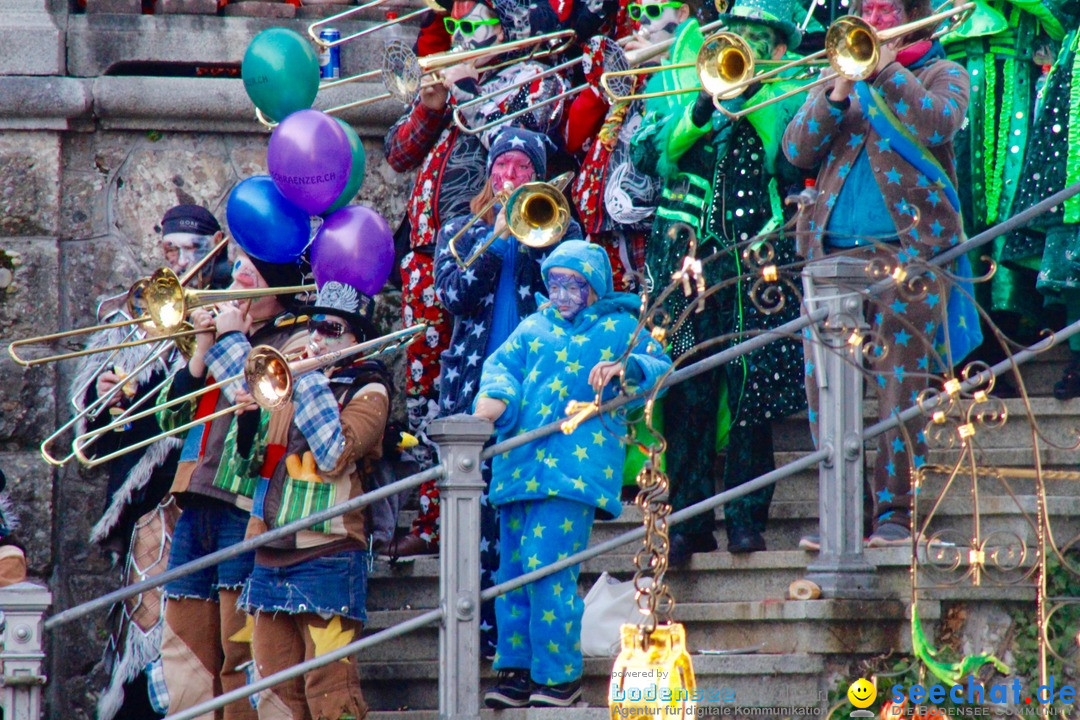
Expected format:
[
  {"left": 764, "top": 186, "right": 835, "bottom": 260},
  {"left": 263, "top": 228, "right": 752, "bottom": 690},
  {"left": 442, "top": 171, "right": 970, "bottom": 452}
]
[{"left": 320, "top": 28, "right": 341, "bottom": 80}]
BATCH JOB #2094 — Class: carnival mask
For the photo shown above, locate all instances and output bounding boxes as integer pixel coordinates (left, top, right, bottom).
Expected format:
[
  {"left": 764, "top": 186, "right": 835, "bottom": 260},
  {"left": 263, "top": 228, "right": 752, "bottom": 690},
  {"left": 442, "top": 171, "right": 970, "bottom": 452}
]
[
  {"left": 450, "top": 4, "right": 502, "bottom": 51},
  {"left": 547, "top": 268, "right": 592, "bottom": 320},
  {"left": 631, "top": 0, "right": 685, "bottom": 43}
]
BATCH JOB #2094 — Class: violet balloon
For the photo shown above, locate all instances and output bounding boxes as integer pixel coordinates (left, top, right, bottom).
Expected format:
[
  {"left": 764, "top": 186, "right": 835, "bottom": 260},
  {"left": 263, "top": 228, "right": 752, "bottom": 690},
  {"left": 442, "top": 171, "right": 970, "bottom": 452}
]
[
  {"left": 311, "top": 206, "right": 395, "bottom": 297},
  {"left": 267, "top": 109, "right": 352, "bottom": 215}
]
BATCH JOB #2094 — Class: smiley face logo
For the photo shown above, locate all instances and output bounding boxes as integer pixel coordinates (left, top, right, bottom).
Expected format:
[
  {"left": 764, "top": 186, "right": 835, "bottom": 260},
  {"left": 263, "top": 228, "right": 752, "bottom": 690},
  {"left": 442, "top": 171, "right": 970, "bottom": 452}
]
[{"left": 847, "top": 678, "right": 876, "bottom": 709}]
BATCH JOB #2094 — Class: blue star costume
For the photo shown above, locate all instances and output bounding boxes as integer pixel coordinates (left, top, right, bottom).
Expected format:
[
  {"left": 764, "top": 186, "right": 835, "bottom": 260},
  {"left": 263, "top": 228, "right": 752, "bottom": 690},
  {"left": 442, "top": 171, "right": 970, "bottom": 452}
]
[{"left": 476, "top": 241, "right": 671, "bottom": 686}]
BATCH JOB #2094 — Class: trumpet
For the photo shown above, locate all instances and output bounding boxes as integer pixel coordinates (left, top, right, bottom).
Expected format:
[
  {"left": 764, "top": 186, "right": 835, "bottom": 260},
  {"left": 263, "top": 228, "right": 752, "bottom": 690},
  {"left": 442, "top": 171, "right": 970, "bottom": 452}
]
[
  {"left": 380, "top": 30, "right": 577, "bottom": 106},
  {"left": 712, "top": 1, "right": 974, "bottom": 119},
  {"left": 7, "top": 236, "right": 227, "bottom": 368},
  {"left": 447, "top": 172, "right": 574, "bottom": 269},
  {"left": 72, "top": 325, "right": 427, "bottom": 467}
]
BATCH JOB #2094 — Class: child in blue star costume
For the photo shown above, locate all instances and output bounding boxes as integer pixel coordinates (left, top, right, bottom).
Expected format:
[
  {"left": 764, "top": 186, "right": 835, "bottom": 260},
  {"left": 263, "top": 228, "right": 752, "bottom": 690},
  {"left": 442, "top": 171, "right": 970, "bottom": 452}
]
[{"left": 474, "top": 240, "right": 671, "bottom": 708}]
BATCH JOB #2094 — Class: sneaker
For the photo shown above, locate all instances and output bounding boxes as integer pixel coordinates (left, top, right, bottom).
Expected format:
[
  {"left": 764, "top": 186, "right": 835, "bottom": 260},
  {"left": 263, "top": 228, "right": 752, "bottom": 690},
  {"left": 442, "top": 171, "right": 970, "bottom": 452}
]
[
  {"left": 484, "top": 669, "right": 533, "bottom": 709},
  {"left": 669, "top": 531, "right": 718, "bottom": 566},
  {"left": 798, "top": 534, "right": 820, "bottom": 552},
  {"left": 726, "top": 527, "right": 766, "bottom": 554},
  {"left": 1054, "top": 361, "right": 1080, "bottom": 401},
  {"left": 866, "top": 522, "right": 911, "bottom": 548},
  {"left": 530, "top": 680, "right": 583, "bottom": 707}
]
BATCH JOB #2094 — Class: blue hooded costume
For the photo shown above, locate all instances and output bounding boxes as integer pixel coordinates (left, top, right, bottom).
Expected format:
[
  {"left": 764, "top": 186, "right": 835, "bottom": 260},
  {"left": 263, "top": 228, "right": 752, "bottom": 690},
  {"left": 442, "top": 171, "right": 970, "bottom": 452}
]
[{"left": 475, "top": 241, "right": 672, "bottom": 687}]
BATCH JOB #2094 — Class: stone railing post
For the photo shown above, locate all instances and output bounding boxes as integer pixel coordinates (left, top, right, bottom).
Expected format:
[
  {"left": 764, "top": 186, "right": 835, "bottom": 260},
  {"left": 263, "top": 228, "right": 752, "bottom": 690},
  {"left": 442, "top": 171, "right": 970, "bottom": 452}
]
[
  {"left": 427, "top": 415, "right": 492, "bottom": 720},
  {"left": 802, "top": 256, "right": 877, "bottom": 597},
  {"left": 0, "top": 582, "right": 51, "bottom": 720}
]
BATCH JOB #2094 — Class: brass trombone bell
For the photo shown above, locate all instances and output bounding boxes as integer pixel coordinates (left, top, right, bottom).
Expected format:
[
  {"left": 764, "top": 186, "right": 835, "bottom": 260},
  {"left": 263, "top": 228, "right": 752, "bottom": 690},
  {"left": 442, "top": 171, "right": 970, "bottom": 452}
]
[
  {"left": 826, "top": 15, "right": 879, "bottom": 81},
  {"left": 246, "top": 324, "right": 427, "bottom": 411},
  {"left": 6, "top": 237, "right": 227, "bottom": 368},
  {"left": 72, "top": 325, "right": 427, "bottom": 467},
  {"left": 143, "top": 267, "right": 315, "bottom": 333},
  {"left": 448, "top": 172, "right": 574, "bottom": 269},
  {"left": 381, "top": 30, "right": 577, "bottom": 105},
  {"left": 697, "top": 32, "right": 756, "bottom": 100}
]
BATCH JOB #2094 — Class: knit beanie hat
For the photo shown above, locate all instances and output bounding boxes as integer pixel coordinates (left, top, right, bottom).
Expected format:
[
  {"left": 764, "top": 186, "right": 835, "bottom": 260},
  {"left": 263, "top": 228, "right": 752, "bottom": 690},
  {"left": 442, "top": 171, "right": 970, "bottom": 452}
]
[
  {"left": 487, "top": 127, "right": 555, "bottom": 179},
  {"left": 161, "top": 205, "right": 221, "bottom": 237},
  {"left": 541, "top": 240, "right": 614, "bottom": 297}
]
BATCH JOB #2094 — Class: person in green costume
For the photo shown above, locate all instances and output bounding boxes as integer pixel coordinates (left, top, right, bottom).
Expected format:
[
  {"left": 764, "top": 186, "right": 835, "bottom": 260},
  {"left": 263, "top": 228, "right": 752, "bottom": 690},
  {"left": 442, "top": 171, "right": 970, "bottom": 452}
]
[
  {"left": 630, "top": 0, "right": 809, "bottom": 558},
  {"left": 997, "top": 5, "right": 1080, "bottom": 399},
  {"left": 943, "top": 0, "right": 1071, "bottom": 383}
]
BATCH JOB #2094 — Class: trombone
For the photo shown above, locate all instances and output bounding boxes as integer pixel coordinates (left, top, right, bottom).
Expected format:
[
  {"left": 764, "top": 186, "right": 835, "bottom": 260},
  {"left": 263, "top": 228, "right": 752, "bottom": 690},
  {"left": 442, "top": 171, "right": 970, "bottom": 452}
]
[
  {"left": 711, "top": 2, "right": 974, "bottom": 119},
  {"left": 453, "top": 20, "right": 727, "bottom": 135},
  {"left": 72, "top": 324, "right": 427, "bottom": 468},
  {"left": 380, "top": 30, "right": 578, "bottom": 106},
  {"left": 447, "top": 172, "right": 574, "bottom": 269},
  {"left": 7, "top": 236, "right": 228, "bottom": 368}
]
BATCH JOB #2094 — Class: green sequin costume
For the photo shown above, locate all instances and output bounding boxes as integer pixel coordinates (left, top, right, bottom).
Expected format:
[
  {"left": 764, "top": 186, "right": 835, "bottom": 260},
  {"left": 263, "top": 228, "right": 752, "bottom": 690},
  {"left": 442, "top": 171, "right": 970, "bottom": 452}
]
[
  {"left": 630, "top": 21, "right": 808, "bottom": 543},
  {"left": 999, "top": 5, "right": 1080, "bottom": 349}
]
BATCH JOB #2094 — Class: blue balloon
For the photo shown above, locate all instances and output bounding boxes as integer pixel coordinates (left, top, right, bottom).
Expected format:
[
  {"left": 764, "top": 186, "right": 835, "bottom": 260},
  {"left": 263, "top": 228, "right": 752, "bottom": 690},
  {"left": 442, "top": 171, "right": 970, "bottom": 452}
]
[{"left": 226, "top": 176, "right": 311, "bottom": 263}]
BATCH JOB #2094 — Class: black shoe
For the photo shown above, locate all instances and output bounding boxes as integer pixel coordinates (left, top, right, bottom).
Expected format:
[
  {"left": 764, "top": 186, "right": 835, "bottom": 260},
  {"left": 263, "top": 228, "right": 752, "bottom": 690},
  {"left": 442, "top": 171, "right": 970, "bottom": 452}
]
[
  {"left": 726, "top": 527, "right": 766, "bottom": 554},
  {"left": 1054, "top": 361, "right": 1080, "bottom": 401},
  {"left": 668, "top": 531, "right": 718, "bottom": 566},
  {"left": 530, "top": 680, "right": 583, "bottom": 707},
  {"left": 484, "top": 669, "right": 533, "bottom": 709}
]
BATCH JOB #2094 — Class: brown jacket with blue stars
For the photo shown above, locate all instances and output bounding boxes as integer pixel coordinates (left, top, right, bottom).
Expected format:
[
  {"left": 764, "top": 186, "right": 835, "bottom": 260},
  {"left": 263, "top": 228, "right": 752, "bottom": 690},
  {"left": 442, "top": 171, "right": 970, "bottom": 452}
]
[{"left": 782, "top": 57, "right": 970, "bottom": 260}]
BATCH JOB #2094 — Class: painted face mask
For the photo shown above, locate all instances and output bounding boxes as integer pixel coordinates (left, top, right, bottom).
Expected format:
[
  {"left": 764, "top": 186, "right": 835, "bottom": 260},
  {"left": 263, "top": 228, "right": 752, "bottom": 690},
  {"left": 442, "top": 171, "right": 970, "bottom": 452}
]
[
  {"left": 450, "top": 4, "right": 501, "bottom": 50},
  {"left": 727, "top": 21, "right": 779, "bottom": 60},
  {"left": 861, "top": 0, "right": 906, "bottom": 31},
  {"left": 631, "top": 0, "right": 684, "bottom": 43},
  {"left": 489, "top": 150, "right": 536, "bottom": 194},
  {"left": 547, "top": 269, "right": 591, "bottom": 320}
]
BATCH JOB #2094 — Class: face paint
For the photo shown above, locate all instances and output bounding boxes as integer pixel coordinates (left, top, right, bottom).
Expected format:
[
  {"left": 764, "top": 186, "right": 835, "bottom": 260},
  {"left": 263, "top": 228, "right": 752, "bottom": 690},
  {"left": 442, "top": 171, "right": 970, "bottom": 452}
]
[
  {"left": 451, "top": 4, "right": 501, "bottom": 50},
  {"left": 547, "top": 269, "right": 591, "bottom": 320},
  {"left": 231, "top": 253, "right": 265, "bottom": 292},
  {"left": 727, "top": 21, "right": 778, "bottom": 60},
  {"left": 489, "top": 150, "right": 535, "bottom": 193},
  {"left": 634, "top": 0, "right": 684, "bottom": 43},
  {"left": 307, "top": 313, "right": 355, "bottom": 357},
  {"left": 861, "top": 0, "right": 906, "bottom": 31}
]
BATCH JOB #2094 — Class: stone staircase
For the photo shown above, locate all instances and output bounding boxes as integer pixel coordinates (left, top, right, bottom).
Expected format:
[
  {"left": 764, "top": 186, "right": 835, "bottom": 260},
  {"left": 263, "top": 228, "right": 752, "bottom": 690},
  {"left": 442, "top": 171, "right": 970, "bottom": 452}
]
[{"left": 355, "top": 347, "right": 1080, "bottom": 716}]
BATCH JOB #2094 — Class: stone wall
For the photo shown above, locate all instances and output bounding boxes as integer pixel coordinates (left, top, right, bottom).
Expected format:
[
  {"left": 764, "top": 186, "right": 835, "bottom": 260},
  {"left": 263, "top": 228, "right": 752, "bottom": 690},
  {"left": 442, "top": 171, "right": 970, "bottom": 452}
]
[{"left": 0, "top": 3, "right": 420, "bottom": 714}]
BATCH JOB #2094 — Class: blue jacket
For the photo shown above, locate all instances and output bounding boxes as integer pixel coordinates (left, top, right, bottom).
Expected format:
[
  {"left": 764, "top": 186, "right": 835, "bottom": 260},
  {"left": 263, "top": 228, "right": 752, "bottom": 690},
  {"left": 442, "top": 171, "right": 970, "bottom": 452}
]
[
  {"left": 433, "top": 210, "right": 583, "bottom": 417},
  {"left": 476, "top": 241, "right": 672, "bottom": 517}
]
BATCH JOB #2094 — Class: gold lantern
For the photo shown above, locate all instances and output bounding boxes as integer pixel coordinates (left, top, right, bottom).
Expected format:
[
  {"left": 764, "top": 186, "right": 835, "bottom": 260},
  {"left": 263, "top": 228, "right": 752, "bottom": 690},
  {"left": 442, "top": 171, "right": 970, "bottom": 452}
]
[{"left": 609, "top": 623, "right": 696, "bottom": 720}]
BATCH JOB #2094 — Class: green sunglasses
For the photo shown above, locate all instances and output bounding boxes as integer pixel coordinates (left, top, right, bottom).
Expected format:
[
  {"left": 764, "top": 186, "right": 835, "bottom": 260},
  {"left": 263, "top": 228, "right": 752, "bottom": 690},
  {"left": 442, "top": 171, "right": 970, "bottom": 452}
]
[
  {"left": 627, "top": 1, "right": 683, "bottom": 20},
  {"left": 444, "top": 16, "right": 500, "bottom": 35}
]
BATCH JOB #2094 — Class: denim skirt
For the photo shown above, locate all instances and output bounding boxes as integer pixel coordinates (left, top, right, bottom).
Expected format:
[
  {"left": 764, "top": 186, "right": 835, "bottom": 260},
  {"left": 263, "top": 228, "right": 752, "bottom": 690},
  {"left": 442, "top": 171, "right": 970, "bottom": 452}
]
[{"left": 239, "top": 549, "right": 370, "bottom": 622}]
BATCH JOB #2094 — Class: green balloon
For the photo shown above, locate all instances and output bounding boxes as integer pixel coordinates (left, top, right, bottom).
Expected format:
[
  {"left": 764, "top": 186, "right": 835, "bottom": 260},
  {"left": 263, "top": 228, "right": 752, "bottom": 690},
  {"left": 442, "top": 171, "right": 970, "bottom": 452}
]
[
  {"left": 324, "top": 118, "right": 367, "bottom": 215},
  {"left": 242, "top": 28, "right": 320, "bottom": 123}
]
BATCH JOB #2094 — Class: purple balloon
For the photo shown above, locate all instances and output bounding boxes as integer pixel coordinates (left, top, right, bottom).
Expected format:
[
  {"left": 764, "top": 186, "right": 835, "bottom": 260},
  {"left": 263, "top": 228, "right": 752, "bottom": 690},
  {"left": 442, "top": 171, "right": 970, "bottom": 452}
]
[
  {"left": 311, "top": 206, "right": 395, "bottom": 297},
  {"left": 267, "top": 109, "right": 352, "bottom": 215}
]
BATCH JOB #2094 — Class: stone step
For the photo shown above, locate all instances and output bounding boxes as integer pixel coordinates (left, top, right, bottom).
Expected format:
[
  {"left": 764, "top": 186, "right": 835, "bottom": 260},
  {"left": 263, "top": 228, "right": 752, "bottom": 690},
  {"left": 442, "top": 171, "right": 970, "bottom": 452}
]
[
  {"left": 357, "top": 598, "right": 945, "bottom": 664},
  {"left": 366, "top": 544, "right": 1038, "bottom": 613},
  {"left": 354, "top": 654, "right": 826, "bottom": 711}
]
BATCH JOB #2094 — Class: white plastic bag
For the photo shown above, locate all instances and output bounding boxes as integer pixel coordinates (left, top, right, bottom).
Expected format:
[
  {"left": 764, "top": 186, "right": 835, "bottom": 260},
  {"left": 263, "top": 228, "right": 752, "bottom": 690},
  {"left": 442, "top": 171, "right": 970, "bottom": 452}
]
[{"left": 580, "top": 572, "right": 650, "bottom": 657}]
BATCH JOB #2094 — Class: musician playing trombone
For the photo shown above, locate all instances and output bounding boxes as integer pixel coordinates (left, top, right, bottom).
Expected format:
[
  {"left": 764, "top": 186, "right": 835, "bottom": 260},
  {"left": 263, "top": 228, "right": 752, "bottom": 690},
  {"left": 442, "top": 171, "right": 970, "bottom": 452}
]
[
  {"left": 628, "top": 0, "right": 810, "bottom": 560},
  {"left": 384, "top": 0, "right": 572, "bottom": 483},
  {"left": 154, "top": 250, "right": 310, "bottom": 720},
  {"left": 782, "top": 0, "right": 970, "bottom": 549},
  {"left": 75, "top": 203, "right": 222, "bottom": 720},
  {"left": 237, "top": 278, "right": 392, "bottom": 720}
]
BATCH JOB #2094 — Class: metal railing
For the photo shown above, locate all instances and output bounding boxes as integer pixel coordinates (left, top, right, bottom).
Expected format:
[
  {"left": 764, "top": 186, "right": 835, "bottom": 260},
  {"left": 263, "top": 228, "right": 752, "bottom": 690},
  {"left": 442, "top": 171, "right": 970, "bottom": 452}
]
[{"left": 7, "top": 181, "right": 1080, "bottom": 718}]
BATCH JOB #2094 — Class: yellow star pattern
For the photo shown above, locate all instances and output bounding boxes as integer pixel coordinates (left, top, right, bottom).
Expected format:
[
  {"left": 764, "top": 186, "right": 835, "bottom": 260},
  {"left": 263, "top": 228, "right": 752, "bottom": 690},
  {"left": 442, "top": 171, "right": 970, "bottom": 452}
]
[
  {"left": 552, "top": 582, "right": 563, "bottom": 596},
  {"left": 510, "top": 632, "right": 525, "bottom": 648},
  {"left": 228, "top": 615, "right": 254, "bottom": 644},
  {"left": 592, "top": 430, "right": 606, "bottom": 446},
  {"left": 600, "top": 348, "right": 614, "bottom": 361},
  {"left": 544, "top": 457, "right": 559, "bottom": 468},
  {"left": 560, "top": 518, "right": 574, "bottom": 533},
  {"left": 566, "top": 359, "right": 583, "bottom": 374},
  {"left": 528, "top": 338, "right": 543, "bottom": 353},
  {"left": 551, "top": 325, "right": 566, "bottom": 337},
  {"left": 603, "top": 466, "right": 614, "bottom": 479},
  {"left": 525, "top": 478, "right": 540, "bottom": 492},
  {"left": 547, "top": 640, "right": 560, "bottom": 653},
  {"left": 527, "top": 554, "right": 542, "bottom": 570},
  {"left": 509, "top": 517, "right": 522, "bottom": 531},
  {"left": 512, "top": 468, "right": 522, "bottom": 479},
  {"left": 542, "top": 609, "right": 557, "bottom": 625},
  {"left": 527, "top": 368, "right": 541, "bottom": 382},
  {"left": 572, "top": 445, "right": 588, "bottom": 461},
  {"left": 547, "top": 377, "right": 565, "bottom": 393},
  {"left": 535, "top": 448, "right": 546, "bottom": 461},
  {"left": 597, "top": 496, "right": 609, "bottom": 509},
  {"left": 554, "top": 348, "right": 569, "bottom": 362},
  {"left": 564, "top": 664, "right": 575, "bottom": 675},
  {"left": 601, "top": 317, "right": 618, "bottom": 332},
  {"left": 564, "top": 623, "right": 574, "bottom": 635},
  {"left": 571, "top": 334, "right": 588, "bottom": 345},
  {"left": 308, "top": 616, "right": 355, "bottom": 663},
  {"left": 571, "top": 477, "right": 587, "bottom": 491},
  {"left": 582, "top": 261, "right": 594, "bottom": 274},
  {"left": 539, "top": 403, "right": 552, "bottom": 417},
  {"left": 532, "top": 523, "right": 546, "bottom": 538}
]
